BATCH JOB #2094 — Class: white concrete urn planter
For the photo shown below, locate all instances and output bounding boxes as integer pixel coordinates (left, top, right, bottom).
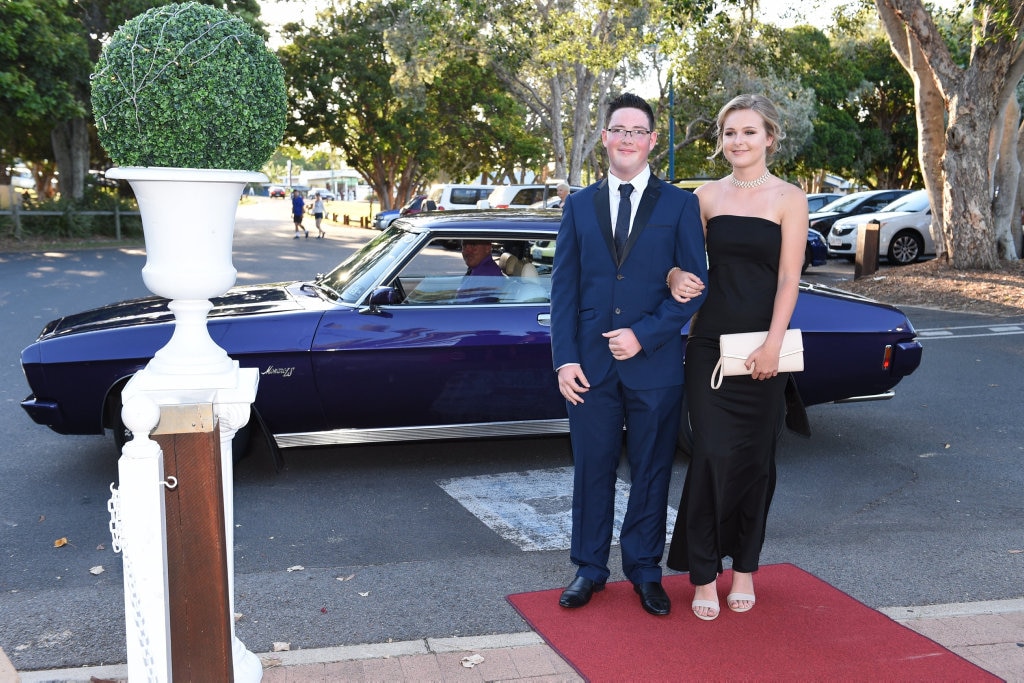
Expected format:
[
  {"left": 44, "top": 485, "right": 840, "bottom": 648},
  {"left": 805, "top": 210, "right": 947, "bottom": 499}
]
[{"left": 107, "top": 166, "right": 265, "bottom": 387}]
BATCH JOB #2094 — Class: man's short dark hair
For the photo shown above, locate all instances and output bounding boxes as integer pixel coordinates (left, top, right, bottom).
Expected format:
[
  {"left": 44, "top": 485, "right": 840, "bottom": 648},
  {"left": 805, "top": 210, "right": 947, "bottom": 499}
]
[{"left": 607, "top": 93, "right": 655, "bottom": 132}]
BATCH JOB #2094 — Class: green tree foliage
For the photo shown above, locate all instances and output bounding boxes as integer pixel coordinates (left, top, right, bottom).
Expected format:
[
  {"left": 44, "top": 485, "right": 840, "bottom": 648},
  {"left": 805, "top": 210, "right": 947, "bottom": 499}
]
[
  {"left": 278, "top": 0, "right": 542, "bottom": 208},
  {"left": 0, "top": 0, "right": 90, "bottom": 184},
  {"left": 278, "top": 1, "right": 431, "bottom": 209},
  {"left": 662, "top": 5, "right": 919, "bottom": 192},
  {"left": 759, "top": 19, "right": 919, "bottom": 190},
  {"left": 661, "top": 11, "right": 815, "bottom": 180},
  {"left": 464, "top": 0, "right": 661, "bottom": 184},
  {"left": 3, "top": 0, "right": 267, "bottom": 202}
]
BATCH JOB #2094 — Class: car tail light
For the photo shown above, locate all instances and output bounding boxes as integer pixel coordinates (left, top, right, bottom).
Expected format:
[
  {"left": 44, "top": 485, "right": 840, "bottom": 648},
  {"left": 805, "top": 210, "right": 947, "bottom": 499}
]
[{"left": 882, "top": 344, "right": 892, "bottom": 371}]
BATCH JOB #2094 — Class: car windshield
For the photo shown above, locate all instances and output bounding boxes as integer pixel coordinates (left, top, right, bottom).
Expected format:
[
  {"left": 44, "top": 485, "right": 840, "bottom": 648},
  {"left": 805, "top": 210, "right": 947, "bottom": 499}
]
[
  {"left": 817, "top": 194, "right": 870, "bottom": 213},
  {"left": 881, "top": 191, "right": 928, "bottom": 213},
  {"left": 317, "top": 227, "right": 422, "bottom": 304}
]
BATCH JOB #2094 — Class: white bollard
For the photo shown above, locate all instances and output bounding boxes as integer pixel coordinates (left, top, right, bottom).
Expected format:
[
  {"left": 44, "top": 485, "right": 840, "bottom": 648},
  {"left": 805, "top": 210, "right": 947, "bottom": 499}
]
[{"left": 111, "top": 365, "right": 261, "bottom": 682}]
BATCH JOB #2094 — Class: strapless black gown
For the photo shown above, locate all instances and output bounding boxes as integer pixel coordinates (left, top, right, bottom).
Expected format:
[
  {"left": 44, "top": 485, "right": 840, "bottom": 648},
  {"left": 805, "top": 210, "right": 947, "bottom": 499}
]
[{"left": 667, "top": 215, "right": 788, "bottom": 585}]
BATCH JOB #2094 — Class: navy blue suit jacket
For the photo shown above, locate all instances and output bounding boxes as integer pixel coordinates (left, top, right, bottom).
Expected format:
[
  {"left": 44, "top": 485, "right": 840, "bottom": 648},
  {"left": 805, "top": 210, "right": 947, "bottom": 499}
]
[{"left": 550, "top": 174, "right": 707, "bottom": 389}]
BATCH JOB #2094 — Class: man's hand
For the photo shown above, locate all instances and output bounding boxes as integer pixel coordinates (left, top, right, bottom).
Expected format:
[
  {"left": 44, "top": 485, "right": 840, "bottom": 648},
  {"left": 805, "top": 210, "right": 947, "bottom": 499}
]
[
  {"left": 603, "top": 328, "right": 641, "bottom": 361},
  {"left": 557, "top": 364, "right": 590, "bottom": 405}
]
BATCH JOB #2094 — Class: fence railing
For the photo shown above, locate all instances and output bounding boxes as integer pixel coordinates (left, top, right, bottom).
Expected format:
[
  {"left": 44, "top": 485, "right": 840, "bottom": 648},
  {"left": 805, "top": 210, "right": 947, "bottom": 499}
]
[{"left": 1, "top": 194, "right": 140, "bottom": 240}]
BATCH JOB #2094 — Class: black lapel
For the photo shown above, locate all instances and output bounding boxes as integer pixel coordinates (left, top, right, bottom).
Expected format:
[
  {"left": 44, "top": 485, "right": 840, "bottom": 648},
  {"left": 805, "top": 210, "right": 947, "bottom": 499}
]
[{"left": 592, "top": 179, "right": 616, "bottom": 262}]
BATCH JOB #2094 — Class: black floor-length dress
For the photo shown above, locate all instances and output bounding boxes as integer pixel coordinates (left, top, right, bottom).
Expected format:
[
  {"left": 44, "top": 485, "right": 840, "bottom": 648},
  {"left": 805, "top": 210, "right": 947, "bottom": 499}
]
[{"left": 667, "top": 215, "right": 789, "bottom": 585}]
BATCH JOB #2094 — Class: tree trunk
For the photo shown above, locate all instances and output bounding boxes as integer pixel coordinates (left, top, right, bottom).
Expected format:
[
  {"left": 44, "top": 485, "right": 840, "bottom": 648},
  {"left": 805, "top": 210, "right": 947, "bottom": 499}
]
[
  {"left": 876, "top": 1, "right": 947, "bottom": 257},
  {"left": 51, "top": 117, "right": 90, "bottom": 201},
  {"left": 549, "top": 75, "right": 567, "bottom": 181},
  {"left": 877, "top": 0, "right": 1024, "bottom": 268},
  {"left": 1016, "top": 118, "right": 1024, "bottom": 258},
  {"left": 567, "top": 68, "right": 597, "bottom": 187},
  {"left": 942, "top": 89, "right": 1000, "bottom": 268},
  {"left": 993, "top": 97, "right": 1021, "bottom": 261}
]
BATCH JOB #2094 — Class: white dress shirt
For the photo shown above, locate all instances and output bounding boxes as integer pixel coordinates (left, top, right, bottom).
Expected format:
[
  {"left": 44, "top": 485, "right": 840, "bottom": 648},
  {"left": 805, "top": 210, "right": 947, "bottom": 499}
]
[{"left": 608, "top": 166, "right": 651, "bottom": 236}]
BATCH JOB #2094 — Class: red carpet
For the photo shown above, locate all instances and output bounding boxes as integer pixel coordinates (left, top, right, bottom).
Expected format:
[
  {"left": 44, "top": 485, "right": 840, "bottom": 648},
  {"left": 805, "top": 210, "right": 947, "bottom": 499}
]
[{"left": 507, "top": 564, "right": 997, "bottom": 681}]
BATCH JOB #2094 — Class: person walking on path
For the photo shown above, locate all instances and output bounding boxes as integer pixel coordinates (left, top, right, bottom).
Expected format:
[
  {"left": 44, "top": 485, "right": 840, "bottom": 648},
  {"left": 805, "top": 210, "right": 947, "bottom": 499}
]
[
  {"left": 666, "top": 93, "right": 807, "bottom": 621},
  {"left": 292, "top": 189, "right": 307, "bottom": 239},
  {"left": 550, "top": 92, "right": 708, "bottom": 617},
  {"left": 313, "top": 193, "right": 326, "bottom": 238}
]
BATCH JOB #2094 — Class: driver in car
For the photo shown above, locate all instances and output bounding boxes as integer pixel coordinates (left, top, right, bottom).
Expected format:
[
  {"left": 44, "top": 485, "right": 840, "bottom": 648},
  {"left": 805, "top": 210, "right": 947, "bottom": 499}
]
[{"left": 458, "top": 240, "right": 504, "bottom": 301}]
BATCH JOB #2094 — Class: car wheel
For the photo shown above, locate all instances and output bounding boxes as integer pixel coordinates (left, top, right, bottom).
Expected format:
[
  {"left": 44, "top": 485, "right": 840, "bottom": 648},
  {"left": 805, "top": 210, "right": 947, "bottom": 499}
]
[
  {"left": 802, "top": 246, "right": 811, "bottom": 274},
  {"left": 888, "top": 230, "right": 924, "bottom": 265}
]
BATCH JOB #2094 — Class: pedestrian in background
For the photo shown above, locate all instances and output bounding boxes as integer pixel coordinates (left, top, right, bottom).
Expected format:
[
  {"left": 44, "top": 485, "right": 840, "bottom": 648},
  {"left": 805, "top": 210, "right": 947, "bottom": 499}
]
[
  {"left": 555, "top": 182, "right": 570, "bottom": 209},
  {"left": 292, "top": 189, "right": 307, "bottom": 239},
  {"left": 313, "top": 193, "right": 326, "bottom": 238}
]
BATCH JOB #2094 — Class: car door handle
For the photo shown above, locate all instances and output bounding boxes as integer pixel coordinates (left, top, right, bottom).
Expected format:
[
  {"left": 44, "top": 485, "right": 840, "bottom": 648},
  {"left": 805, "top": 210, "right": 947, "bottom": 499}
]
[{"left": 537, "top": 313, "right": 551, "bottom": 326}]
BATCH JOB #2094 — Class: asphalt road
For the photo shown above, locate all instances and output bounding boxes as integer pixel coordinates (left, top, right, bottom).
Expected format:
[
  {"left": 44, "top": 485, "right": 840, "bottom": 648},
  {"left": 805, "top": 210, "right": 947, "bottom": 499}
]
[{"left": 1, "top": 198, "right": 1022, "bottom": 671}]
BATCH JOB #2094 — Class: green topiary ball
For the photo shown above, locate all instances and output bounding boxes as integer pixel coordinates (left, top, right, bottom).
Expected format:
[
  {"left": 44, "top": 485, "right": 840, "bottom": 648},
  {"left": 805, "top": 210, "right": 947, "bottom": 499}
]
[{"left": 91, "top": 2, "right": 286, "bottom": 171}]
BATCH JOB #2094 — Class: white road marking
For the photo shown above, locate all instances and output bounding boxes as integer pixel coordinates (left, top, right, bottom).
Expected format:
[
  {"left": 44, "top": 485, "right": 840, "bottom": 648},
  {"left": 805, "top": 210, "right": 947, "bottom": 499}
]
[
  {"left": 438, "top": 466, "right": 678, "bottom": 552},
  {"left": 915, "top": 323, "right": 1024, "bottom": 340}
]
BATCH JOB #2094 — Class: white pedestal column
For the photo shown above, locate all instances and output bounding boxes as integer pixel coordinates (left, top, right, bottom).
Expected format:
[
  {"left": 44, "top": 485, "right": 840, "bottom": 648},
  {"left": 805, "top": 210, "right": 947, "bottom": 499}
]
[{"left": 118, "top": 364, "right": 262, "bottom": 682}]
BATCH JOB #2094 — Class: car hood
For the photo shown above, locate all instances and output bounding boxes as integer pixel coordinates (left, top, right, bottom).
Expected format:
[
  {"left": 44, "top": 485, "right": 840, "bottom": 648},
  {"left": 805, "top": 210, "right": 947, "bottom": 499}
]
[{"left": 36, "top": 283, "right": 301, "bottom": 340}]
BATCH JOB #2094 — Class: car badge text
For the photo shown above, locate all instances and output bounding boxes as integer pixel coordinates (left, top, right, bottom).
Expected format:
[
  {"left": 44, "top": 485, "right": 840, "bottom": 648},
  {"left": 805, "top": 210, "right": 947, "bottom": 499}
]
[{"left": 261, "top": 365, "right": 295, "bottom": 378}]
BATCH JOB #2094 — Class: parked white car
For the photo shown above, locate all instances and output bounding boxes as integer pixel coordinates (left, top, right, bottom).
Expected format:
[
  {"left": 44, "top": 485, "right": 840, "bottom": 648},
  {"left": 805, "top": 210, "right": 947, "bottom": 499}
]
[
  {"left": 488, "top": 183, "right": 581, "bottom": 209},
  {"left": 827, "top": 190, "right": 935, "bottom": 265},
  {"left": 11, "top": 167, "right": 34, "bottom": 190},
  {"left": 427, "top": 184, "right": 497, "bottom": 211}
]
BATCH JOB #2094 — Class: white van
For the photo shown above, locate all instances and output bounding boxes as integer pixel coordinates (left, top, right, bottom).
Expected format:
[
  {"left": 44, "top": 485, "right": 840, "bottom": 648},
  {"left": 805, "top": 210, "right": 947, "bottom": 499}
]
[{"left": 427, "top": 184, "right": 497, "bottom": 211}]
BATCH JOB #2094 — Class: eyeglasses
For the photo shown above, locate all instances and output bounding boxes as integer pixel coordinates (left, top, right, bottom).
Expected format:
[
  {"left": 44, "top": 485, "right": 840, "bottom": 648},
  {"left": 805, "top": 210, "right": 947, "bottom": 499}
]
[{"left": 605, "top": 127, "right": 652, "bottom": 140}]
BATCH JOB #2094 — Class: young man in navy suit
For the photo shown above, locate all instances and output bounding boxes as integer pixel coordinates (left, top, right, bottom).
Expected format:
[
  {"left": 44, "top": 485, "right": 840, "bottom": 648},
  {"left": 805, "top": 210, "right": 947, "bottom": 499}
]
[{"left": 550, "top": 93, "right": 708, "bottom": 616}]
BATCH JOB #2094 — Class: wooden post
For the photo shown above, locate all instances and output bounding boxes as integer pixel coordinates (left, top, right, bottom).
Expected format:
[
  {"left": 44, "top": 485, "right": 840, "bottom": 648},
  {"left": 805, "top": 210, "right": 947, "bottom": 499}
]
[
  {"left": 153, "top": 403, "right": 234, "bottom": 682},
  {"left": 855, "top": 219, "right": 881, "bottom": 280}
]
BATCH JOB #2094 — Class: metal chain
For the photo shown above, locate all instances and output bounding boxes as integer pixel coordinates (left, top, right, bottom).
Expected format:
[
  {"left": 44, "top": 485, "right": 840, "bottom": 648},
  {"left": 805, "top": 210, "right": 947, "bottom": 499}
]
[
  {"left": 108, "top": 482, "right": 162, "bottom": 682},
  {"left": 107, "top": 483, "right": 123, "bottom": 553}
]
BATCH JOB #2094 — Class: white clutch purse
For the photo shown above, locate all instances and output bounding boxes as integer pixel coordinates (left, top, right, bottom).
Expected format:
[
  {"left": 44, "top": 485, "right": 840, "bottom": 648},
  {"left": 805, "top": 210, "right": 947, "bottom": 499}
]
[{"left": 710, "top": 329, "right": 804, "bottom": 389}]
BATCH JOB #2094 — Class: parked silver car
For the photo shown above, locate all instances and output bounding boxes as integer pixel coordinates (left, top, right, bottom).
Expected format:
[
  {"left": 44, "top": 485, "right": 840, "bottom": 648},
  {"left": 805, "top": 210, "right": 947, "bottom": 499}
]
[{"left": 827, "top": 190, "right": 934, "bottom": 265}]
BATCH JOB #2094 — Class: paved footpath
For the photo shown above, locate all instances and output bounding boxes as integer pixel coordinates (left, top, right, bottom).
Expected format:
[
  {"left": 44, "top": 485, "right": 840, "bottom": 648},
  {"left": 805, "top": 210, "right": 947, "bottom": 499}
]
[{"left": 5, "top": 598, "right": 1022, "bottom": 682}]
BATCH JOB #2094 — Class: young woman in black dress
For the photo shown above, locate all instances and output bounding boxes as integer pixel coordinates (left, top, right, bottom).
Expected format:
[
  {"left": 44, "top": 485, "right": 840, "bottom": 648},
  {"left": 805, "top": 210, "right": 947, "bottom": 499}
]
[{"left": 666, "top": 94, "right": 807, "bottom": 621}]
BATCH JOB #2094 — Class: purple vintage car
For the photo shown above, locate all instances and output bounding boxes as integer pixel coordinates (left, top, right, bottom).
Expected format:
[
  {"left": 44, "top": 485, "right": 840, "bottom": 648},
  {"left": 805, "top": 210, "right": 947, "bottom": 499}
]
[{"left": 20, "top": 210, "right": 922, "bottom": 455}]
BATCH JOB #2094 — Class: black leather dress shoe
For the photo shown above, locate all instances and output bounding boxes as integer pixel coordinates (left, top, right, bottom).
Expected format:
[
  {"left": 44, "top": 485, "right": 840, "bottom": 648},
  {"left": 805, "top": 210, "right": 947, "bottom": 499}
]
[
  {"left": 634, "top": 581, "right": 671, "bottom": 615},
  {"left": 559, "top": 576, "right": 605, "bottom": 608}
]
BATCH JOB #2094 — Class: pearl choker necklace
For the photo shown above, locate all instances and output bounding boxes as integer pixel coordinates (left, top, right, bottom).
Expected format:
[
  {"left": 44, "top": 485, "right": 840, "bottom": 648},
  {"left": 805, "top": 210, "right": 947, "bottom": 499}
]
[{"left": 729, "top": 170, "right": 771, "bottom": 189}]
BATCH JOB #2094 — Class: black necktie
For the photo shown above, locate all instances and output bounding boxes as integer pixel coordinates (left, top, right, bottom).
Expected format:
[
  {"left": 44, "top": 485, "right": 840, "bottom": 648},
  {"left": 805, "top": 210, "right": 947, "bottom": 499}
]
[{"left": 614, "top": 183, "right": 633, "bottom": 258}]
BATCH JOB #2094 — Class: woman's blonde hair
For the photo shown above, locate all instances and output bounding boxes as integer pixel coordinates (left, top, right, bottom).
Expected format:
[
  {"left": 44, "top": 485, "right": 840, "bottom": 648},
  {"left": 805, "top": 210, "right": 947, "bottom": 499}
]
[{"left": 710, "top": 94, "right": 786, "bottom": 161}]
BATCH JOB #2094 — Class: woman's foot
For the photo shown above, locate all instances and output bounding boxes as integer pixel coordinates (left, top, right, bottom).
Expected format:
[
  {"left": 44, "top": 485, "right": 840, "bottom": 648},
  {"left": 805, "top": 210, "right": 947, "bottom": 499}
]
[
  {"left": 727, "top": 571, "right": 756, "bottom": 613},
  {"left": 691, "top": 580, "right": 719, "bottom": 621}
]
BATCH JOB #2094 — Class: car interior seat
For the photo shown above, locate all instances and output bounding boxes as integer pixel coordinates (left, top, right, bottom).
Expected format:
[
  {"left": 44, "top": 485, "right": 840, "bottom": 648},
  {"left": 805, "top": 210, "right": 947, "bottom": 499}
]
[
  {"left": 499, "top": 251, "right": 540, "bottom": 278},
  {"left": 498, "top": 252, "right": 545, "bottom": 302}
]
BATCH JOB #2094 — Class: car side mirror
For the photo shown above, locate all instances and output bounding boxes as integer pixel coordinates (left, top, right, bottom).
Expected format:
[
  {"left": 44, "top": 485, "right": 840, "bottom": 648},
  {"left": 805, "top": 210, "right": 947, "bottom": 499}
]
[
  {"left": 368, "top": 286, "right": 400, "bottom": 306},
  {"left": 359, "top": 286, "right": 399, "bottom": 315}
]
